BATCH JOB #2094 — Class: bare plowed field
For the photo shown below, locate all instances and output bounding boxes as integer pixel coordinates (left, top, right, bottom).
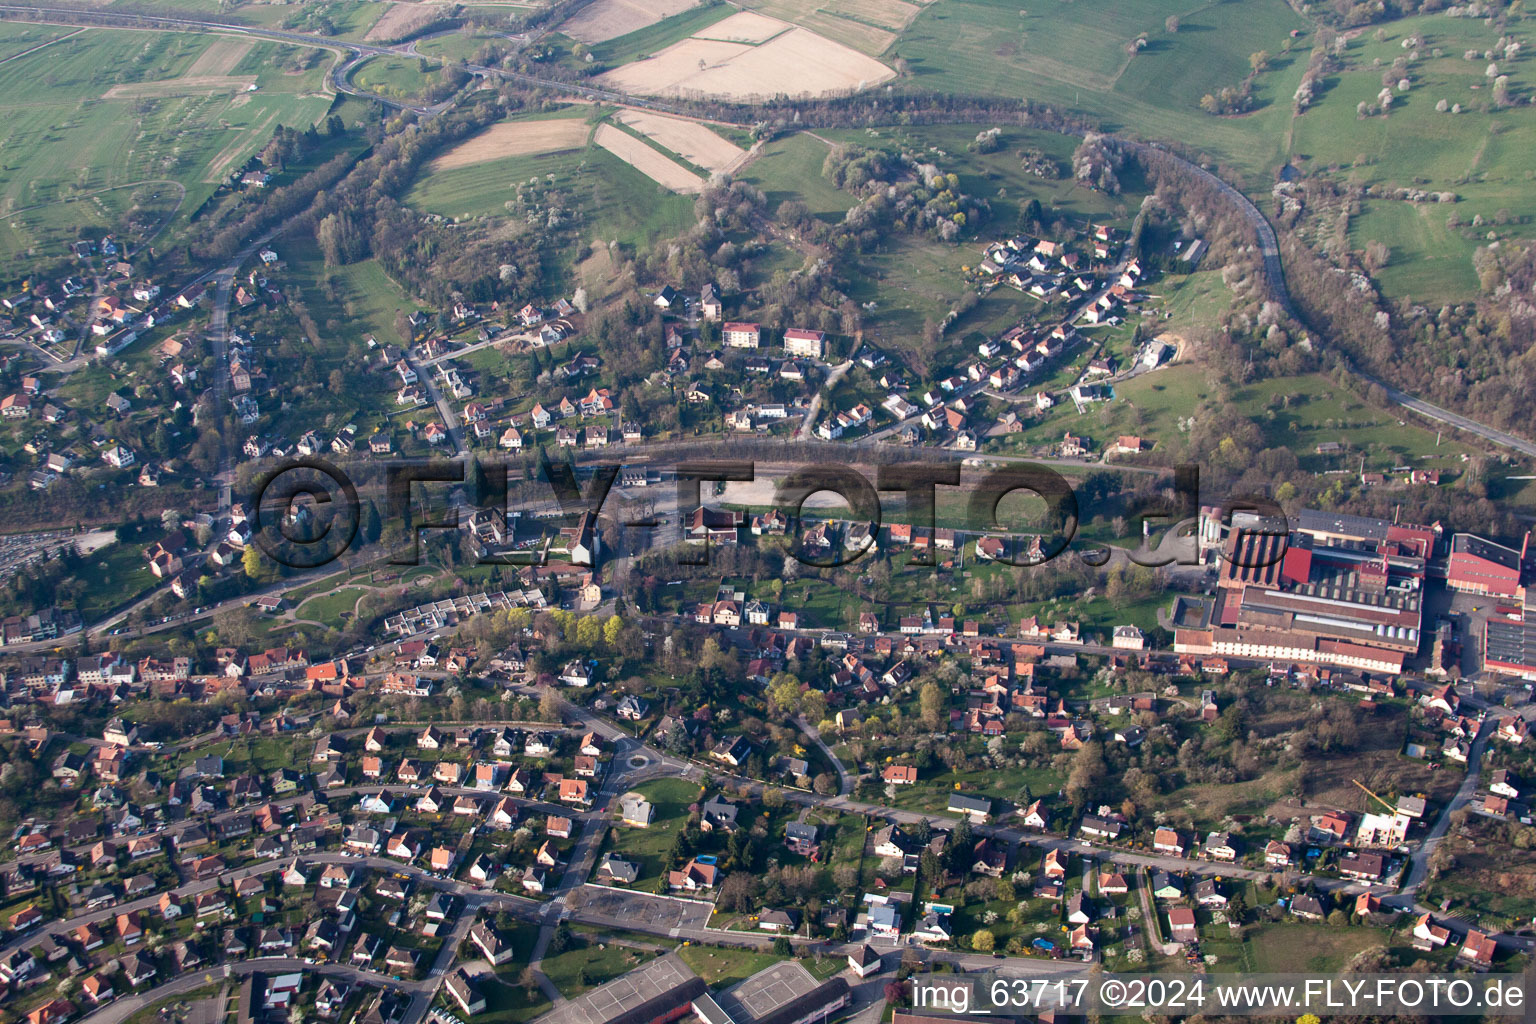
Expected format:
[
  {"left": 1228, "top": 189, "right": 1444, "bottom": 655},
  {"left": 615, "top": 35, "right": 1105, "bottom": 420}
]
[
  {"left": 187, "top": 38, "right": 254, "bottom": 76},
  {"left": 560, "top": 0, "right": 700, "bottom": 43},
  {"left": 616, "top": 110, "right": 745, "bottom": 173},
  {"left": 692, "top": 10, "right": 787, "bottom": 43},
  {"left": 429, "top": 118, "right": 591, "bottom": 170},
  {"left": 598, "top": 25, "right": 892, "bottom": 98},
  {"left": 593, "top": 123, "right": 704, "bottom": 193}
]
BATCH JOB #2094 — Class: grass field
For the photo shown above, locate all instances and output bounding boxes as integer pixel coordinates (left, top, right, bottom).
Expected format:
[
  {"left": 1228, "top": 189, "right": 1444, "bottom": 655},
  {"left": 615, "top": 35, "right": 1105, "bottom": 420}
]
[
  {"left": 891, "top": 0, "right": 1306, "bottom": 185},
  {"left": 603, "top": 777, "right": 702, "bottom": 887},
  {"left": 676, "top": 945, "right": 792, "bottom": 986},
  {"left": 998, "top": 360, "right": 1476, "bottom": 474},
  {"left": 1244, "top": 922, "right": 1398, "bottom": 973},
  {"left": 296, "top": 586, "right": 367, "bottom": 623},
  {"left": 0, "top": 29, "right": 334, "bottom": 278},
  {"left": 415, "top": 31, "right": 507, "bottom": 63},
  {"left": 350, "top": 54, "right": 446, "bottom": 101},
  {"left": 480, "top": 922, "right": 553, "bottom": 1024},
  {"left": 404, "top": 139, "right": 696, "bottom": 269},
  {"left": 736, "top": 133, "right": 855, "bottom": 220},
  {"left": 77, "top": 539, "right": 159, "bottom": 621},
  {"left": 0, "top": 22, "right": 75, "bottom": 62},
  {"left": 1292, "top": 13, "right": 1536, "bottom": 304},
  {"left": 283, "top": 234, "right": 419, "bottom": 344},
  {"left": 540, "top": 940, "right": 658, "bottom": 998}
]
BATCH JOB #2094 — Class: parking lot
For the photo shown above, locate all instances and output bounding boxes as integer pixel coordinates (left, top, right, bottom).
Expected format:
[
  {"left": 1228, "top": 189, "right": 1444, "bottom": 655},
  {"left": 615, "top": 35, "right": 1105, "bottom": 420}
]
[{"left": 567, "top": 884, "right": 713, "bottom": 936}]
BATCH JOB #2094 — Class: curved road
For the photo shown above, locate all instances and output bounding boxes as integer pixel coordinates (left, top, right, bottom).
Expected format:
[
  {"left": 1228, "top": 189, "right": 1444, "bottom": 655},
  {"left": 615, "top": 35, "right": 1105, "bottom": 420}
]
[{"left": 1129, "top": 140, "right": 1536, "bottom": 460}]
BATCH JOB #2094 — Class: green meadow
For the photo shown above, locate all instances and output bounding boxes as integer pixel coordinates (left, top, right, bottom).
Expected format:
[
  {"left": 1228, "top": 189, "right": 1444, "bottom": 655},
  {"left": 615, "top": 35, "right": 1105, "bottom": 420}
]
[
  {"left": 1291, "top": 13, "right": 1536, "bottom": 304},
  {"left": 405, "top": 140, "right": 697, "bottom": 253},
  {"left": 892, "top": 0, "right": 1307, "bottom": 184},
  {"left": 350, "top": 54, "right": 449, "bottom": 101},
  {"left": 0, "top": 29, "right": 335, "bottom": 277}
]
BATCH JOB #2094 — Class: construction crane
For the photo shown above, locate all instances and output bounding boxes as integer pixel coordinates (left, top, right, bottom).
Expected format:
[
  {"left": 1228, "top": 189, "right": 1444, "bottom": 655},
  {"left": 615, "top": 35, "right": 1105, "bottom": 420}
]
[{"left": 1352, "top": 778, "right": 1397, "bottom": 814}]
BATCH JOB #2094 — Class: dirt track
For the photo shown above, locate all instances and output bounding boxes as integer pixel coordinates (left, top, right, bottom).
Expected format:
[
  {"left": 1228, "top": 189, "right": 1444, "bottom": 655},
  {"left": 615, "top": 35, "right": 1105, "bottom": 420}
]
[{"left": 104, "top": 75, "right": 257, "bottom": 98}]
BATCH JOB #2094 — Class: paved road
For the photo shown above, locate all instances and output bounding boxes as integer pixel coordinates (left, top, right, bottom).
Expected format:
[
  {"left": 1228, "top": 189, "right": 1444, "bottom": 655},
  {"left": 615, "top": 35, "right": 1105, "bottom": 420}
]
[
  {"left": 795, "top": 716, "right": 853, "bottom": 796},
  {"left": 795, "top": 360, "right": 852, "bottom": 441},
  {"left": 1401, "top": 716, "right": 1494, "bottom": 896},
  {"left": 411, "top": 353, "right": 466, "bottom": 456},
  {"left": 1129, "top": 138, "right": 1536, "bottom": 460},
  {"left": 418, "top": 330, "right": 541, "bottom": 369},
  {"left": 26, "top": 685, "right": 1533, "bottom": 1024},
  {"left": 0, "top": 4, "right": 719, "bottom": 119}
]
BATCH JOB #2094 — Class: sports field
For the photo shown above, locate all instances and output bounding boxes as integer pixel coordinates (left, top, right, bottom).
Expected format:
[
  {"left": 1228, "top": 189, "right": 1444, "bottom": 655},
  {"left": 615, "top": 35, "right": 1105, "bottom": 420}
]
[{"left": 0, "top": 29, "right": 335, "bottom": 279}]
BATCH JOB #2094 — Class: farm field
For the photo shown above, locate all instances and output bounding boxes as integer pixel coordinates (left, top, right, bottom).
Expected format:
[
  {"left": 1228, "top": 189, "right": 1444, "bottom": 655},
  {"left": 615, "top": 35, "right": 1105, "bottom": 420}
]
[
  {"left": 616, "top": 110, "right": 746, "bottom": 173},
  {"left": 96, "top": 0, "right": 386, "bottom": 35},
  {"left": 695, "top": 11, "right": 786, "bottom": 44},
  {"left": 560, "top": 0, "right": 702, "bottom": 44},
  {"left": 731, "top": 0, "right": 931, "bottom": 54},
  {"left": 1292, "top": 13, "right": 1536, "bottom": 304},
  {"left": 892, "top": 0, "right": 1306, "bottom": 185},
  {"left": 0, "top": 29, "right": 335, "bottom": 278},
  {"left": 430, "top": 116, "right": 593, "bottom": 170},
  {"left": 363, "top": 2, "right": 454, "bottom": 43},
  {"left": 404, "top": 142, "right": 697, "bottom": 259},
  {"left": 586, "top": 2, "right": 737, "bottom": 65},
  {"left": 593, "top": 124, "right": 705, "bottom": 193},
  {"left": 597, "top": 22, "right": 893, "bottom": 99}
]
